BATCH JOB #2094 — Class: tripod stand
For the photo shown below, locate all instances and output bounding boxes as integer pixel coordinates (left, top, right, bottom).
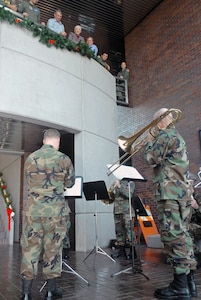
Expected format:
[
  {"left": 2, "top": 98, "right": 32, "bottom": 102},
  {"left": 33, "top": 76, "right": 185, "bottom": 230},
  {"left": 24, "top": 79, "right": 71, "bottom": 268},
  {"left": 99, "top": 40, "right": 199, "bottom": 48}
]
[
  {"left": 111, "top": 179, "right": 149, "bottom": 280},
  {"left": 83, "top": 181, "right": 115, "bottom": 263},
  {"left": 39, "top": 252, "right": 89, "bottom": 293}
]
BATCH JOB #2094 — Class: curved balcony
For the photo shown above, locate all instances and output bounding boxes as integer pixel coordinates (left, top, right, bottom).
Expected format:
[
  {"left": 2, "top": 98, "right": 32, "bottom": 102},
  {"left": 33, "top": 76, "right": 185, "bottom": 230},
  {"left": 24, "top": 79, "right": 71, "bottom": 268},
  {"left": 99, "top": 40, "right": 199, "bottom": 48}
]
[{"left": 0, "top": 16, "right": 119, "bottom": 251}]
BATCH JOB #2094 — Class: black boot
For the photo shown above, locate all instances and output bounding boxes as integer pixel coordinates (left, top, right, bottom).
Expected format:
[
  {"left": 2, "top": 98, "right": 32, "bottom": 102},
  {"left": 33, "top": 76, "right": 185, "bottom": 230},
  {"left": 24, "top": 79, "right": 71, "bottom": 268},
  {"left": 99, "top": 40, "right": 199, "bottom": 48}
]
[
  {"left": 111, "top": 245, "right": 127, "bottom": 258},
  {"left": 44, "top": 278, "right": 62, "bottom": 300},
  {"left": 154, "top": 273, "right": 191, "bottom": 299},
  {"left": 187, "top": 270, "right": 197, "bottom": 297},
  {"left": 20, "top": 279, "right": 33, "bottom": 300},
  {"left": 126, "top": 246, "right": 137, "bottom": 260}
]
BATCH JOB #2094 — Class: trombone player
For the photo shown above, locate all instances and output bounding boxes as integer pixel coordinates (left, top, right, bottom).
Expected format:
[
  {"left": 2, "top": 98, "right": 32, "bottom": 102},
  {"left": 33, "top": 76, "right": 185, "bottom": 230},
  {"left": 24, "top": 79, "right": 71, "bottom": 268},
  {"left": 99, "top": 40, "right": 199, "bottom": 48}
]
[
  {"left": 144, "top": 108, "right": 197, "bottom": 299},
  {"left": 110, "top": 179, "right": 136, "bottom": 260}
]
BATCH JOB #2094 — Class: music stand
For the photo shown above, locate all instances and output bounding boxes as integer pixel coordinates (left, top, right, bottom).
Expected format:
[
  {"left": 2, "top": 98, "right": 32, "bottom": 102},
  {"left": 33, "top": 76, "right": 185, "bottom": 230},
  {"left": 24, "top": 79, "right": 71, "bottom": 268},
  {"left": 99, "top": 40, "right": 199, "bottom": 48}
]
[
  {"left": 107, "top": 165, "right": 149, "bottom": 280},
  {"left": 39, "top": 176, "right": 89, "bottom": 293},
  {"left": 83, "top": 180, "right": 116, "bottom": 263},
  {"left": 132, "top": 195, "right": 148, "bottom": 270}
]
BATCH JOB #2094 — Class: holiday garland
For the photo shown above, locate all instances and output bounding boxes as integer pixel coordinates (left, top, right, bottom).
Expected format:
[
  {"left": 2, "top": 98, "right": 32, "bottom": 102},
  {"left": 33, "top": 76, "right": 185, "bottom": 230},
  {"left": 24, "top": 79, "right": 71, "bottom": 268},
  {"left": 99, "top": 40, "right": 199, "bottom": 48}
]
[
  {"left": 0, "top": 6, "right": 95, "bottom": 59},
  {"left": 0, "top": 172, "right": 15, "bottom": 231}
]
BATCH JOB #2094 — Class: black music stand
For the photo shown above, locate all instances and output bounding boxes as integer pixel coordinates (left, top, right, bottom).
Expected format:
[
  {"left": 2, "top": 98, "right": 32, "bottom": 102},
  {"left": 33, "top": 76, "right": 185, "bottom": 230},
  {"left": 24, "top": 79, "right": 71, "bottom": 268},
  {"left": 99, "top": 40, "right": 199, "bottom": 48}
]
[
  {"left": 132, "top": 195, "right": 149, "bottom": 272},
  {"left": 108, "top": 165, "right": 149, "bottom": 280},
  {"left": 39, "top": 177, "right": 89, "bottom": 293},
  {"left": 83, "top": 180, "right": 116, "bottom": 263}
]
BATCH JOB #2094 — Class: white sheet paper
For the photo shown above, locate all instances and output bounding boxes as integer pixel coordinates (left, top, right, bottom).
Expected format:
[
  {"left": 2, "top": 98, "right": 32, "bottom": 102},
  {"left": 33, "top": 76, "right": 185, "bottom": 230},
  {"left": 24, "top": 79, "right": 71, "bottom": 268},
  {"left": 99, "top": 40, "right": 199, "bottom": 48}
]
[
  {"left": 107, "top": 164, "right": 144, "bottom": 180},
  {"left": 64, "top": 176, "right": 83, "bottom": 197}
]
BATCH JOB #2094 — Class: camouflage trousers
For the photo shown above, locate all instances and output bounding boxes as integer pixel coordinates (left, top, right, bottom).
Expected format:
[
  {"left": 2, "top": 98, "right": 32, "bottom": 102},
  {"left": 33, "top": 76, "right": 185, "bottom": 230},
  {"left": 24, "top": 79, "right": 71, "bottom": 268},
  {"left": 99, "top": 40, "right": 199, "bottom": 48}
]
[
  {"left": 114, "top": 213, "right": 135, "bottom": 246},
  {"left": 157, "top": 199, "right": 197, "bottom": 275},
  {"left": 20, "top": 215, "right": 67, "bottom": 280},
  {"left": 62, "top": 215, "right": 71, "bottom": 249}
]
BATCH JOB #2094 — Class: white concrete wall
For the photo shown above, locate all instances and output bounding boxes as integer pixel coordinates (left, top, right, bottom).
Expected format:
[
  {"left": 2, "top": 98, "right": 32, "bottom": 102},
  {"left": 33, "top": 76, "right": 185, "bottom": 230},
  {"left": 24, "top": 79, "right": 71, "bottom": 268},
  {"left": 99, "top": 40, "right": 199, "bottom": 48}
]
[{"left": 0, "top": 21, "right": 118, "bottom": 251}]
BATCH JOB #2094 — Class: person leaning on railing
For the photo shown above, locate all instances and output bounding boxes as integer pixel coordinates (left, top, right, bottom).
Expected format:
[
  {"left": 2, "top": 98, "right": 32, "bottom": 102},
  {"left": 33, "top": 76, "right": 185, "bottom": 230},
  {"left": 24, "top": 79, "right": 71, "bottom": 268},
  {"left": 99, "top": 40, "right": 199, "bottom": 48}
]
[
  {"left": 86, "top": 36, "right": 98, "bottom": 57},
  {"left": 0, "top": 0, "right": 17, "bottom": 11},
  {"left": 17, "top": 0, "right": 45, "bottom": 25},
  {"left": 68, "top": 25, "right": 85, "bottom": 44},
  {"left": 117, "top": 61, "right": 129, "bottom": 81},
  {"left": 96, "top": 52, "right": 110, "bottom": 71},
  {"left": 47, "top": 9, "right": 67, "bottom": 37},
  {"left": 116, "top": 61, "right": 129, "bottom": 102}
]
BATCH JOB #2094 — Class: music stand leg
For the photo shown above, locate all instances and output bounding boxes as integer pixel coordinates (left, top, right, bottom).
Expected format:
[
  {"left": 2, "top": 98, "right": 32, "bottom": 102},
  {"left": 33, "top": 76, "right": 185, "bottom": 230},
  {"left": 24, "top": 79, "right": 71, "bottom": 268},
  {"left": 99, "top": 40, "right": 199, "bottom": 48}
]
[
  {"left": 96, "top": 245, "right": 116, "bottom": 262},
  {"left": 39, "top": 281, "right": 47, "bottom": 293},
  {"left": 83, "top": 246, "right": 96, "bottom": 262},
  {"left": 111, "top": 181, "right": 149, "bottom": 280},
  {"left": 83, "top": 192, "right": 115, "bottom": 263},
  {"left": 134, "top": 211, "right": 155, "bottom": 268},
  {"left": 40, "top": 260, "right": 89, "bottom": 293},
  {"left": 62, "top": 260, "right": 89, "bottom": 285}
]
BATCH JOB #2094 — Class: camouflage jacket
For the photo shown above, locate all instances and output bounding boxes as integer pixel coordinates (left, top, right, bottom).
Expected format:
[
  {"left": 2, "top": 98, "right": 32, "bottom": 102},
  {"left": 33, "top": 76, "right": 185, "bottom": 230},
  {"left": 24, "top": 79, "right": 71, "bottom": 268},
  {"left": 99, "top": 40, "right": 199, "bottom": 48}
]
[
  {"left": 24, "top": 144, "right": 75, "bottom": 217},
  {"left": 112, "top": 180, "right": 135, "bottom": 214},
  {"left": 144, "top": 127, "right": 190, "bottom": 201}
]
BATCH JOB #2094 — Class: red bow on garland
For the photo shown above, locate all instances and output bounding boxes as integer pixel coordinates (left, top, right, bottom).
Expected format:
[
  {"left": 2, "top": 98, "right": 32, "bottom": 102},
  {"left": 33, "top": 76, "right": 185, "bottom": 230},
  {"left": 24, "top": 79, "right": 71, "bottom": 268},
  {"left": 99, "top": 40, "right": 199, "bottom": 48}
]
[{"left": 6, "top": 207, "right": 13, "bottom": 231}]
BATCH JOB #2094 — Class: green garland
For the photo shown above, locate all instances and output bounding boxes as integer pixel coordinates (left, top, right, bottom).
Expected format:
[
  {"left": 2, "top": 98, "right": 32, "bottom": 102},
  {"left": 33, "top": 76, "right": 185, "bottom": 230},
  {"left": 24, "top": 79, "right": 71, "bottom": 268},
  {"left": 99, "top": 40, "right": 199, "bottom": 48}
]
[
  {"left": 0, "top": 6, "right": 95, "bottom": 59},
  {"left": 0, "top": 171, "right": 14, "bottom": 210},
  {"left": 0, "top": 171, "right": 15, "bottom": 231}
]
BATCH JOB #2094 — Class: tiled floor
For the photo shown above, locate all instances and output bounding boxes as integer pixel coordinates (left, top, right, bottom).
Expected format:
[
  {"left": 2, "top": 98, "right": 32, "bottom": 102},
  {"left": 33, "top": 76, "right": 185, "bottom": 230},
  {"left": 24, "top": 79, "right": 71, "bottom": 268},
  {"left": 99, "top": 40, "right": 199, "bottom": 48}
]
[{"left": 0, "top": 243, "right": 201, "bottom": 300}]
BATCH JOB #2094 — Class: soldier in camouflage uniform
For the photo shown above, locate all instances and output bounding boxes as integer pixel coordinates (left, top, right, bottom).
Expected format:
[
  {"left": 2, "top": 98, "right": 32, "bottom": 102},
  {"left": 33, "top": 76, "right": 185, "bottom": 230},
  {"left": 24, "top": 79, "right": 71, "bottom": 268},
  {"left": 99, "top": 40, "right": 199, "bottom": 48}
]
[
  {"left": 110, "top": 179, "right": 136, "bottom": 259},
  {"left": 144, "top": 108, "right": 197, "bottom": 299},
  {"left": 20, "top": 129, "right": 75, "bottom": 300}
]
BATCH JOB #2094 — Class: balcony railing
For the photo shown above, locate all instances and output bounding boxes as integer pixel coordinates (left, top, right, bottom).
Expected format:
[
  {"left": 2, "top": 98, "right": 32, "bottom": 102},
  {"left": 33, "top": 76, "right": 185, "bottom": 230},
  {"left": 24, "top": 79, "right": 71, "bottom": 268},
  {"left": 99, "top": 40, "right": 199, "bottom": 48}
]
[{"left": 115, "top": 77, "right": 129, "bottom": 105}]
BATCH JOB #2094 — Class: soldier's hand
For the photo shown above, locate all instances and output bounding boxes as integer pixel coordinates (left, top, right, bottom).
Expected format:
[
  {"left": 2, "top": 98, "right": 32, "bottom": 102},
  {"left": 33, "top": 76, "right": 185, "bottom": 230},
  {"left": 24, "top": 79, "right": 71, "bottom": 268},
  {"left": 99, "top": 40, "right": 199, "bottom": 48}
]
[{"left": 191, "top": 198, "right": 199, "bottom": 210}]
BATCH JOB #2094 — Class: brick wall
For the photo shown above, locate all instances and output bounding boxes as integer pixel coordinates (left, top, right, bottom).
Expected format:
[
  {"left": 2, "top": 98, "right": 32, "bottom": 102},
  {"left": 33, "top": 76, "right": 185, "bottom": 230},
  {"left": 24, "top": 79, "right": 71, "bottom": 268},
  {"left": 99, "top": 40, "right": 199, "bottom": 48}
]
[{"left": 123, "top": 0, "right": 201, "bottom": 224}]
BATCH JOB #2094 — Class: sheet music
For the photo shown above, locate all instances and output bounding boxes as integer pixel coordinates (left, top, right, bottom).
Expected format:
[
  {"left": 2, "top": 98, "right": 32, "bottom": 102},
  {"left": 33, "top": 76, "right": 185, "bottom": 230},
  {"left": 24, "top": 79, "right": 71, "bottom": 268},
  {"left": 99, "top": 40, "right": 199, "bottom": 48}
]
[
  {"left": 107, "top": 164, "right": 144, "bottom": 180},
  {"left": 64, "top": 176, "right": 83, "bottom": 197}
]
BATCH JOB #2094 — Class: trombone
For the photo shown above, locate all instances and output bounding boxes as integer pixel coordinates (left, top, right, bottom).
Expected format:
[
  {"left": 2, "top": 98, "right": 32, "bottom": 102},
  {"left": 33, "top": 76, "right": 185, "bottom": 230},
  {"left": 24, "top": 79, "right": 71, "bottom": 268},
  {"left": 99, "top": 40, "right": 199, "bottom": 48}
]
[
  {"left": 101, "top": 182, "right": 117, "bottom": 205},
  {"left": 107, "top": 108, "right": 182, "bottom": 176}
]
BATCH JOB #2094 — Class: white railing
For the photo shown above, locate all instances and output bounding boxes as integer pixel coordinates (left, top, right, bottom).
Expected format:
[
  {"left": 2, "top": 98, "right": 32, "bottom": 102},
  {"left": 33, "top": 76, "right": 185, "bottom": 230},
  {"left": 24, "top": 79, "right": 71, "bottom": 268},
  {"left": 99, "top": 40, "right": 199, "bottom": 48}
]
[{"left": 116, "top": 77, "right": 129, "bottom": 105}]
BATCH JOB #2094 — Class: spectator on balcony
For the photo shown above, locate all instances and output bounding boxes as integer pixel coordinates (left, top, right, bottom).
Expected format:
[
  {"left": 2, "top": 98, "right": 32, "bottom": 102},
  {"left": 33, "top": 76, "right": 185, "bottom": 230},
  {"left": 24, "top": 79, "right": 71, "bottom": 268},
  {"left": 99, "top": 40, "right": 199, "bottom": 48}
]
[
  {"left": 117, "top": 61, "right": 130, "bottom": 81},
  {"left": 47, "top": 9, "right": 67, "bottom": 37},
  {"left": 86, "top": 36, "right": 98, "bottom": 57},
  {"left": 68, "top": 25, "right": 85, "bottom": 44},
  {"left": 96, "top": 52, "right": 110, "bottom": 71},
  {"left": 0, "top": 0, "right": 17, "bottom": 11},
  {"left": 17, "top": 0, "right": 45, "bottom": 25},
  {"left": 116, "top": 61, "right": 129, "bottom": 102}
]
